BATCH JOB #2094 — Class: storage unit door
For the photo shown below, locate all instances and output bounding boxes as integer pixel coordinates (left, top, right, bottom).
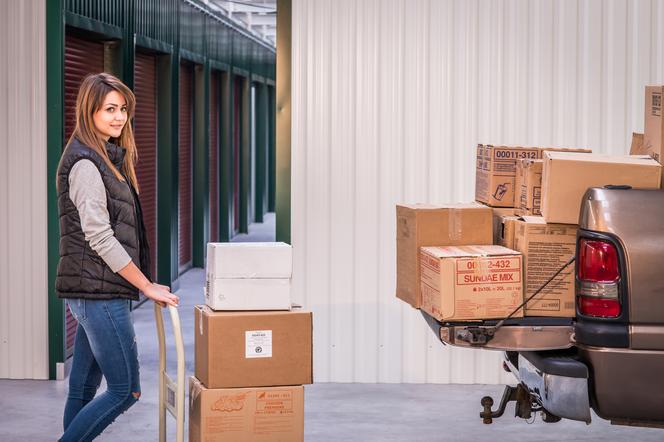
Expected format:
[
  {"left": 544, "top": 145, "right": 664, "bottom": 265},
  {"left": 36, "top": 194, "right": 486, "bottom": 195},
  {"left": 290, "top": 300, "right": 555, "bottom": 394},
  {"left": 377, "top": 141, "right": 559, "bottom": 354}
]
[
  {"left": 63, "top": 34, "right": 104, "bottom": 357},
  {"left": 133, "top": 52, "right": 158, "bottom": 283},
  {"left": 233, "top": 79, "right": 242, "bottom": 234},
  {"left": 209, "top": 70, "right": 220, "bottom": 243},
  {"left": 179, "top": 62, "right": 193, "bottom": 270}
]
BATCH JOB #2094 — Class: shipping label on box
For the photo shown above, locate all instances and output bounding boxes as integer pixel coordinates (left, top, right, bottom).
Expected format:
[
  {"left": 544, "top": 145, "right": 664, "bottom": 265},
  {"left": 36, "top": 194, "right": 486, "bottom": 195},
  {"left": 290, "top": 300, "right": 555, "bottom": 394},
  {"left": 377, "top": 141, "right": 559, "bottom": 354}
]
[
  {"left": 644, "top": 86, "right": 664, "bottom": 163},
  {"left": 514, "top": 159, "right": 543, "bottom": 216},
  {"left": 475, "top": 145, "right": 591, "bottom": 208},
  {"left": 513, "top": 217, "right": 577, "bottom": 317},
  {"left": 245, "top": 330, "right": 272, "bottom": 358},
  {"left": 189, "top": 377, "right": 304, "bottom": 442},
  {"left": 541, "top": 152, "right": 662, "bottom": 224},
  {"left": 419, "top": 245, "right": 523, "bottom": 321},
  {"left": 395, "top": 203, "right": 494, "bottom": 309},
  {"left": 195, "top": 306, "right": 312, "bottom": 389}
]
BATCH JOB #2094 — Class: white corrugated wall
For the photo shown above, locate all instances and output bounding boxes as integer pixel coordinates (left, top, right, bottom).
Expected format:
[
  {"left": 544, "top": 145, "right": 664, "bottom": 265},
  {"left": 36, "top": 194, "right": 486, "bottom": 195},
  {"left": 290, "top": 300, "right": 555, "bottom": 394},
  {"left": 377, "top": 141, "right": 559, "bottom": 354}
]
[
  {"left": 0, "top": 0, "right": 49, "bottom": 379},
  {"left": 290, "top": 0, "right": 664, "bottom": 383}
]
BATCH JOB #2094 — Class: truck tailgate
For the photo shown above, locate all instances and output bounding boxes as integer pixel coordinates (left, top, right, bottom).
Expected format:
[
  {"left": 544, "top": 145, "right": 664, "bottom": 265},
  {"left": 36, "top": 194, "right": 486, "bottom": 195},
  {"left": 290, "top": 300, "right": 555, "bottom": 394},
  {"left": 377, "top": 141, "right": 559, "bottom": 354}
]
[{"left": 422, "top": 311, "right": 574, "bottom": 351}]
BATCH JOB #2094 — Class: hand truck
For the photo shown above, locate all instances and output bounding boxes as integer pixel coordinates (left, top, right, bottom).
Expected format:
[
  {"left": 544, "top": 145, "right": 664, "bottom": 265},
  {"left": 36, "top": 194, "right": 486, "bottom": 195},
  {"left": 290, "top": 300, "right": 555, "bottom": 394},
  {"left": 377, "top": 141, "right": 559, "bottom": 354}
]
[{"left": 154, "top": 303, "right": 186, "bottom": 442}]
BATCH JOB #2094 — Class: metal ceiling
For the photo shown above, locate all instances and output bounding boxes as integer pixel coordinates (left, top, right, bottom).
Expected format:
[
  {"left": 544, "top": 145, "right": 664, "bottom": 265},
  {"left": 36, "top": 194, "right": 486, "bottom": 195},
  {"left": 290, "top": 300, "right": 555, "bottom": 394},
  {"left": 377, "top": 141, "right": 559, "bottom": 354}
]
[{"left": 206, "top": 0, "right": 276, "bottom": 47}]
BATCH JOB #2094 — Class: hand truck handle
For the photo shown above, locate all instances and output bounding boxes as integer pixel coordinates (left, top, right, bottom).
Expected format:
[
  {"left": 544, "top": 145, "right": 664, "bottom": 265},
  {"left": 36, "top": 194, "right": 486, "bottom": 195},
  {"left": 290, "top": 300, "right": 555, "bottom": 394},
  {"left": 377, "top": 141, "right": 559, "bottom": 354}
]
[{"left": 154, "top": 303, "right": 186, "bottom": 442}]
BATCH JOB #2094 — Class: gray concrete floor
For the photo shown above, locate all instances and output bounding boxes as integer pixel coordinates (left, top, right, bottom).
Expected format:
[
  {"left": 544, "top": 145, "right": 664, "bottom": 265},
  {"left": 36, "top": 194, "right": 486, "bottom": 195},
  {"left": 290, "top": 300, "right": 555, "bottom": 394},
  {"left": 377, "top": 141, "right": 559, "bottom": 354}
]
[{"left": 1, "top": 214, "right": 663, "bottom": 441}]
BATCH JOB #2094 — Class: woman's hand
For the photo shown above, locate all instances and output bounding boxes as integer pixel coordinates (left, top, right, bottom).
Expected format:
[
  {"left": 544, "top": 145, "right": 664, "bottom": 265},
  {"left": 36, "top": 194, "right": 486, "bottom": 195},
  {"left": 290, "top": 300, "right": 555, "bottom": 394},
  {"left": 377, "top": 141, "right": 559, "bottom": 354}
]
[
  {"left": 143, "top": 282, "right": 179, "bottom": 308},
  {"left": 118, "top": 261, "right": 179, "bottom": 308}
]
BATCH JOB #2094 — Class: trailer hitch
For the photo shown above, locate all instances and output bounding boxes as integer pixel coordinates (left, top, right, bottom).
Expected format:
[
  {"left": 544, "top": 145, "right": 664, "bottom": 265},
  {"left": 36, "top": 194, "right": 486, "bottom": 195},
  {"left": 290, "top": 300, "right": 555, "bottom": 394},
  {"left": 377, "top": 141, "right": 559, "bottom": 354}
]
[
  {"left": 480, "top": 384, "right": 535, "bottom": 424},
  {"left": 456, "top": 327, "right": 495, "bottom": 346}
]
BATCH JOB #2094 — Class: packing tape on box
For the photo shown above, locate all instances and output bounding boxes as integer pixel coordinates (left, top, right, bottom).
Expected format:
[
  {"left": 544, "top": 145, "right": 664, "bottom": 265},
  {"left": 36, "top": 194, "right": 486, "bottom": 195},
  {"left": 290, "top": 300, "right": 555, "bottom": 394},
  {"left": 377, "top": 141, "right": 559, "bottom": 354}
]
[
  {"left": 198, "top": 305, "right": 213, "bottom": 336},
  {"left": 448, "top": 208, "right": 462, "bottom": 241},
  {"left": 190, "top": 378, "right": 201, "bottom": 407}
]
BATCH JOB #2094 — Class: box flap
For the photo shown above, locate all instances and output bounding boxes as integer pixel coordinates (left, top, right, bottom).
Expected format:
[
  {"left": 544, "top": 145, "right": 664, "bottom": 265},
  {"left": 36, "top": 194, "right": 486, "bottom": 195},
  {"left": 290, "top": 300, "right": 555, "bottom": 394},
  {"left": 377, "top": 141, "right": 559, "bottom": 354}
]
[
  {"left": 544, "top": 151, "right": 659, "bottom": 165},
  {"left": 421, "top": 245, "right": 519, "bottom": 258},
  {"left": 517, "top": 216, "right": 546, "bottom": 224}
]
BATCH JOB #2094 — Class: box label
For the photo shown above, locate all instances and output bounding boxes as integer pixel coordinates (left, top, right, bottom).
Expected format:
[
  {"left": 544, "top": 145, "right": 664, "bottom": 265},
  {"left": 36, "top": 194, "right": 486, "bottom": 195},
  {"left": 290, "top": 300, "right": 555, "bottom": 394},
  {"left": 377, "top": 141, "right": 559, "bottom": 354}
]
[
  {"left": 245, "top": 330, "right": 273, "bottom": 358},
  {"left": 455, "top": 256, "right": 521, "bottom": 285},
  {"left": 652, "top": 92, "right": 662, "bottom": 117}
]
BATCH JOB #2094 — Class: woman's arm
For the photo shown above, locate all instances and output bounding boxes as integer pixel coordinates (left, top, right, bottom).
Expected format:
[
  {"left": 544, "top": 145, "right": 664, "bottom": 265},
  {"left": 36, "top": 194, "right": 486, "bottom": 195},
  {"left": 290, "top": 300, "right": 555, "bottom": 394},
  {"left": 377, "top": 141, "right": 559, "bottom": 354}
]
[
  {"left": 69, "top": 160, "right": 178, "bottom": 307},
  {"left": 118, "top": 261, "right": 179, "bottom": 307}
]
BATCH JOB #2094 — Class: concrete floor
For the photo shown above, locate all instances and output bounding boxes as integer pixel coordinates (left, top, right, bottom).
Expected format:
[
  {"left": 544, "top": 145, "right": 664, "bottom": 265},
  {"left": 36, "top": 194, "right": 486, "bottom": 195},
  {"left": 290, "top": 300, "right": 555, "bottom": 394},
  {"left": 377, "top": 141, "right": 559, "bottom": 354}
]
[{"left": 1, "top": 214, "right": 663, "bottom": 441}]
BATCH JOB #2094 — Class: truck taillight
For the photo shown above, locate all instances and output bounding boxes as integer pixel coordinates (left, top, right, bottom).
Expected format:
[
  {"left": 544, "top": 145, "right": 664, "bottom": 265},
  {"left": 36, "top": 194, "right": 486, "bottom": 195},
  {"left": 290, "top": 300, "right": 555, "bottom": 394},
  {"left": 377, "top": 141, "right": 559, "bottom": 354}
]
[
  {"left": 578, "top": 296, "right": 621, "bottom": 318},
  {"left": 577, "top": 239, "right": 621, "bottom": 318},
  {"left": 577, "top": 240, "right": 619, "bottom": 282}
]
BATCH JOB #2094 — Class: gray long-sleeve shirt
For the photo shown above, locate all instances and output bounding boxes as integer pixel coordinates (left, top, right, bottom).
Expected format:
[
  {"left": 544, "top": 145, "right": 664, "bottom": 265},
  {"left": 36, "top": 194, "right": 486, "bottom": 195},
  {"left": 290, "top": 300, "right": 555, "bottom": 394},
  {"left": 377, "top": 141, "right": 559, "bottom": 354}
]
[{"left": 69, "top": 159, "right": 132, "bottom": 272}]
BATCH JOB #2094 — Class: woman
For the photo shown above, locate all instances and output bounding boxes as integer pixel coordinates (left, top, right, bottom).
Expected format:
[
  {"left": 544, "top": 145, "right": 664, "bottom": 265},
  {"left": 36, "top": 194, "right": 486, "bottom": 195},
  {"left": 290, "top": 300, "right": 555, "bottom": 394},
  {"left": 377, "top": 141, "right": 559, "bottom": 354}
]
[{"left": 56, "top": 73, "right": 179, "bottom": 442}]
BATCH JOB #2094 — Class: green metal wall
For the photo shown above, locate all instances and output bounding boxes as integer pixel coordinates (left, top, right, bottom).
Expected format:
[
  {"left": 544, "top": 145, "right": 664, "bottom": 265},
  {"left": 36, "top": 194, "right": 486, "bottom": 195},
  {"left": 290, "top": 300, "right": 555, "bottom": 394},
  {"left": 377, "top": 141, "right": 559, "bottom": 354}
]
[{"left": 47, "top": 0, "right": 276, "bottom": 379}]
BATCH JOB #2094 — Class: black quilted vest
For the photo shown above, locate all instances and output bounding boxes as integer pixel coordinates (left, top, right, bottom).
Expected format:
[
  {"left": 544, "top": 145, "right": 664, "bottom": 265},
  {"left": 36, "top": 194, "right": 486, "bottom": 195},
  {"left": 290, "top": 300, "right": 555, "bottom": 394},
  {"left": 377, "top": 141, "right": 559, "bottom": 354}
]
[{"left": 56, "top": 138, "right": 147, "bottom": 300}]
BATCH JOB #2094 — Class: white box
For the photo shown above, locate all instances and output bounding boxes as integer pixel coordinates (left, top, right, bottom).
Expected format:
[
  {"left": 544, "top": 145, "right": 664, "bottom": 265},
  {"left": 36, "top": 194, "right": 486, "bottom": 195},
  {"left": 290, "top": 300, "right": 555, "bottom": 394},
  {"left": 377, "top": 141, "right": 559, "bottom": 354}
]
[
  {"left": 205, "top": 278, "right": 292, "bottom": 311},
  {"left": 206, "top": 242, "right": 292, "bottom": 279}
]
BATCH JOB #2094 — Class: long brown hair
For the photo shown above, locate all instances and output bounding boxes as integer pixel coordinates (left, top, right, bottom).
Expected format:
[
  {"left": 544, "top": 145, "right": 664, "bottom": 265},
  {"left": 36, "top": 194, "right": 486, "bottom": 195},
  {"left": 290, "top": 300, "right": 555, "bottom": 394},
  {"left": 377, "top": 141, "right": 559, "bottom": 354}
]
[{"left": 66, "top": 72, "right": 140, "bottom": 192}]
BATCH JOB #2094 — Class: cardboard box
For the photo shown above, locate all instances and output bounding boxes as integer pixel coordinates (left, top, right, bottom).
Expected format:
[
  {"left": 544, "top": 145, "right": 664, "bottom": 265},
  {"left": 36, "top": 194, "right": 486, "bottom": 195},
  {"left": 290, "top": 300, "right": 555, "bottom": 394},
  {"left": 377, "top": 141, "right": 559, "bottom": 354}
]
[
  {"left": 396, "top": 203, "right": 493, "bottom": 308},
  {"left": 207, "top": 242, "right": 292, "bottom": 279},
  {"left": 475, "top": 145, "right": 591, "bottom": 207},
  {"left": 514, "top": 159, "right": 543, "bottom": 216},
  {"left": 487, "top": 207, "right": 514, "bottom": 245},
  {"left": 420, "top": 245, "right": 523, "bottom": 321},
  {"left": 205, "top": 278, "right": 291, "bottom": 311},
  {"left": 189, "top": 377, "right": 304, "bottom": 442},
  {"left": 513, "top": 217, "right": 577, "bottom": 317},
  {"left": 630, "top": 132, "right": 645, "bottom": 156},
  {"left": 541, "top": 152, "right": 662, "bottom": 224},
  {"left": 644, "top": 86, "right": 664, "bottom": 162},
  {"left": 497, "top": 215, "right": 519, "bottom": 249},
  {"left": 195, "top": 306, "right": 312, "bottom": 389}
]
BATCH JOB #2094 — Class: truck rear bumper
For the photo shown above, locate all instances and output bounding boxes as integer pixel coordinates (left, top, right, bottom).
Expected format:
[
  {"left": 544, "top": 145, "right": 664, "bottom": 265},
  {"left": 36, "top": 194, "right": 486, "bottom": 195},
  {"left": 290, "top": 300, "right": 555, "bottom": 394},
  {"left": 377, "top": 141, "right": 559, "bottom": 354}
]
[
  {"left": 514, "top": 352, "right": 591, "bottom": 423},
  {"left": 422, "top": 311, "right": 574, "bottom": 351}
]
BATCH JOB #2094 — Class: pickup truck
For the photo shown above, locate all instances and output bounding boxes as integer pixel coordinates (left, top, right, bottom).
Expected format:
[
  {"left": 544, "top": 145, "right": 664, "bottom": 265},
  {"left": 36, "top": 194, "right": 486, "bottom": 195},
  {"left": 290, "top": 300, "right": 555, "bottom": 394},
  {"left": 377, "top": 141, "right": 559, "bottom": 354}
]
[{"left": 422, "top": 187, "right": 664, "bottom": 428}]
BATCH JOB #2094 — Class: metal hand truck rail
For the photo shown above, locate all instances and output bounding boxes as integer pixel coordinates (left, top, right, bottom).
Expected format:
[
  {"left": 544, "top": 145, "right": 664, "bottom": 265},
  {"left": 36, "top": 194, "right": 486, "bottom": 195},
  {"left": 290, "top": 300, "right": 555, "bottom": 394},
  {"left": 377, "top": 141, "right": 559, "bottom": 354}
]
[{"left": 154, "top": 303, "right": 186, "bottom": 442}]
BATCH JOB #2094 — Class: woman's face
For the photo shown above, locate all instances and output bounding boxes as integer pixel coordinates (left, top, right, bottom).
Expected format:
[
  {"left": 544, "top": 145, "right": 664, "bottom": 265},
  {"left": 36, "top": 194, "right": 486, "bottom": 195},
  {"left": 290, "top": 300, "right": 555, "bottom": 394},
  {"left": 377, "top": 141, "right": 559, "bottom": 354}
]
[{"left": 93, "top": 90, "right": 128, "bottom": 141}]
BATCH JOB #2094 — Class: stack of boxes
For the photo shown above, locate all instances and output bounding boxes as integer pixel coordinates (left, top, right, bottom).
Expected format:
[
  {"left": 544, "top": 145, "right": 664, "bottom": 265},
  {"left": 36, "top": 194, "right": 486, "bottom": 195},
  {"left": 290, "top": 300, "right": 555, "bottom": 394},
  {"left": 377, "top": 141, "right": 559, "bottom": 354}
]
[
  {"left": 396, "top": 85, "right": 664, "bottom": 321},
  {"left": 190, "top": 242, "right": 312, "bottom": 442}
]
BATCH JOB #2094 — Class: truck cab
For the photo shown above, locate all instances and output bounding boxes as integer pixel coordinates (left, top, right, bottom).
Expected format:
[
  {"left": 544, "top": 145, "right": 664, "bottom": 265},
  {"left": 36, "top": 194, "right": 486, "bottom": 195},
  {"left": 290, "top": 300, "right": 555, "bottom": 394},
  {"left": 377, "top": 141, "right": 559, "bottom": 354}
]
[{"left": 423, "top": 187, "right": 664, "bottom": 427}]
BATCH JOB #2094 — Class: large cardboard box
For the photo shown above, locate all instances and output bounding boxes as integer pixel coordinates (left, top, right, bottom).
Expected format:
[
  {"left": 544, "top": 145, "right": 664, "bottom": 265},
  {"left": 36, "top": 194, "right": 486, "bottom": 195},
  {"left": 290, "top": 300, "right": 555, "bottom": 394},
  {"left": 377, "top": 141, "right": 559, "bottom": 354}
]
[
  {"left": 206, "top": 242, "right": 292, "bottom": 279},
  {"left": 513, "top": 217, "right": 577, "bottom": 317},
  {"left": 514, "top": 159, "right": 543, "bottom": 216},
  {"left": 396, "top": 203, "right": 493, "bottom": 308},
  {"left": 541, "top": 152, "right": 662, "bottom": 224},
  {"left": 475, "top": 145, "right": 591, "bottom": 208},
  {"left": 189, "top": 377, "right": 304, "bottom": 442},
  {"left": 205, "top": 278, "right": 292, "bottom": 311},
  {"left": 420, "top": 245, "right": 523, "bottom": 321},
  {"left": 643, "top": 86, "right": 664, "bottom": 162},
  {"left": 195, "top": 306, "right": 312, "bottom": 389}
]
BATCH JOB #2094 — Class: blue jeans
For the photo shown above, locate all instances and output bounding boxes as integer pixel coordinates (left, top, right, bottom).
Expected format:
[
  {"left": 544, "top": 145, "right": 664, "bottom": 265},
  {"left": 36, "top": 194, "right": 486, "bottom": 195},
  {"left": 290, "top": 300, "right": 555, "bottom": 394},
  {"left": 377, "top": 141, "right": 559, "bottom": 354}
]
[{"left": 60, "top": 298, "right": 141, "bottom": 442}]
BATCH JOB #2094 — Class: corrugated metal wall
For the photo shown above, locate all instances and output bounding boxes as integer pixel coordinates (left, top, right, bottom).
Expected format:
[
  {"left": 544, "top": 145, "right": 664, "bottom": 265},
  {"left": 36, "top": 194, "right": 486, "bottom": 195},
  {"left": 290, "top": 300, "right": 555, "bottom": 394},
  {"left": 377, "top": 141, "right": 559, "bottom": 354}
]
[
  {"left": 0, "top": 0, "right": 48, "bottom": 379},
  {"left": 291, "top": 0, "right": 664, "bottom": 383}
]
